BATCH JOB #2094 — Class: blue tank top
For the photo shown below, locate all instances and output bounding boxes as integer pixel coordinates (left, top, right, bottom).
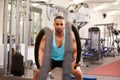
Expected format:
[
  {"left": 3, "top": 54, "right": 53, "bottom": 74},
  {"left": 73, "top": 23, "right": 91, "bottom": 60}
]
[{"left": 51, "top": 29, "right": 65, "bottom": 61}]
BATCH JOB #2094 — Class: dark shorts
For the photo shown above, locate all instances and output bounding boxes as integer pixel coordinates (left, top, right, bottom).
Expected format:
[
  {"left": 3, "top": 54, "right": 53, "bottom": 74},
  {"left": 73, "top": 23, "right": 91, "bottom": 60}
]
[{"left": 51, "top": 59, "right": 63, "bottom": 70}]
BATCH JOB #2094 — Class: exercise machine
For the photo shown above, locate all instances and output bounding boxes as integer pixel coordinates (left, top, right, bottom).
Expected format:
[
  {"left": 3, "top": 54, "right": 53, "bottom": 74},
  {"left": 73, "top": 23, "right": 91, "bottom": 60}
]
[{"left": 83, "top": 27, "right": 101, "bottom": 60}]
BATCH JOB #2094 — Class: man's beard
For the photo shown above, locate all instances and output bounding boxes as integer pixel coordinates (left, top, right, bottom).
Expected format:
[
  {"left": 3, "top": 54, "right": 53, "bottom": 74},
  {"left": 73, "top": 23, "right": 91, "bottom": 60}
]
[{"left": 56, "top": 28, "right": 62, "bottom": 34}]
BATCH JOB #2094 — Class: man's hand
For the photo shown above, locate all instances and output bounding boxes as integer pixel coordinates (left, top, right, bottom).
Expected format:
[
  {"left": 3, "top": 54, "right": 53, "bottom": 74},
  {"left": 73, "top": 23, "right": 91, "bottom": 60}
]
[
  {"left": 33, "top": 69, "right": 40, "bottom": 80},
  {"left": 71, "top": 62, "right": 83, "bottom": 80}
]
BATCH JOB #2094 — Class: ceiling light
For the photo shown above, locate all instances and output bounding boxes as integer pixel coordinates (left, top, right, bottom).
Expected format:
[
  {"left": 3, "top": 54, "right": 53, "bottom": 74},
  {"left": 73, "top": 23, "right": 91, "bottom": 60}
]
[
  {"left": 107, "top": 11, "right": 119, "bottom": 16},
  {"left": 73, "top": 0, "right": 87, "bottom": 4},
  {"left": 31, "top": 3, "right": 40, "bottom": 6}
]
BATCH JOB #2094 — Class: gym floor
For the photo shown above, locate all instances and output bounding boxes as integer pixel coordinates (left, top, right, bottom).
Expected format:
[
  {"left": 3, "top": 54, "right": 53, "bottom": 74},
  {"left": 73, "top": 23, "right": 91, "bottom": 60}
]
[
  {"left": 51, "top": 55, "right": 120, "bottom": 80},
  {"left": 0, "top": 55, "right": 120, "bottom": 80}
]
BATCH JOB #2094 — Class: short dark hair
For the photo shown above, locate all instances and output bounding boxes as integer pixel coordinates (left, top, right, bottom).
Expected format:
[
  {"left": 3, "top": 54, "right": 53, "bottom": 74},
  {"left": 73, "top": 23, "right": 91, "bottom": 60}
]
[{"left": 54, "top": 16, "right": 64, "bottom": 21}]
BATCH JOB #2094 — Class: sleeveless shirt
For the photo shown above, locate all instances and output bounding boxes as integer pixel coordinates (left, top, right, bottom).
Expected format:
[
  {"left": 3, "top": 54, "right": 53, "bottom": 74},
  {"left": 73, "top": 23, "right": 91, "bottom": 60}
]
[{"left": 51, "top": 29, "right": 65, "bottom": 61}]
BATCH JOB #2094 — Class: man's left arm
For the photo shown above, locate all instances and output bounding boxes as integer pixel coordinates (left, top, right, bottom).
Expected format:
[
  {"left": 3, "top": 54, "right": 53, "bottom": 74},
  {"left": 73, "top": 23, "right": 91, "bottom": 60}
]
[
  {"left": 71, "top": 32, "right": 77, "bottom": 60},
  {"left": 71, "top": 32, "right": 83, "bottom": 80}
]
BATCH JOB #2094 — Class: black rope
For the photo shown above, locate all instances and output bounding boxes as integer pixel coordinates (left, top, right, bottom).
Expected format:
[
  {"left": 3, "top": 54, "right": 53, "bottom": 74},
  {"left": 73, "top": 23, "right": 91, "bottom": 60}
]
[
  {"left": 34, "top": 29, "right": 45, "bottom": 69},
  {"left": 72, "top": 25, "right": 81, "bottom": 64}
]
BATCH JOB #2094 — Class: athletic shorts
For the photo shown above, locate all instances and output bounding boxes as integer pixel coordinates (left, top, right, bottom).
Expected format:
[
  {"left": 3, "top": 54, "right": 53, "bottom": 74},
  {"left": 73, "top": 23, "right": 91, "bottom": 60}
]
[{"left": 51, "top": 59, "right": 63, "bottom": 70}]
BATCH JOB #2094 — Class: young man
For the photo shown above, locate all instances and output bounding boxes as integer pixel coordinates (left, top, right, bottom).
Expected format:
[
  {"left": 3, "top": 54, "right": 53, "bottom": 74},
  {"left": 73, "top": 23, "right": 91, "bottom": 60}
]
[{"left": 34, "top": 16, "right": 82, "bottom": 80}]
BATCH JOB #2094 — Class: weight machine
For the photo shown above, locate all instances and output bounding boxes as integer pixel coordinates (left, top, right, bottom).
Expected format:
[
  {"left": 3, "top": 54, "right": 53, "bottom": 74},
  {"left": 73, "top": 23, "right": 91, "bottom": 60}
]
[
  {"left": 89, "top": 27, "right": 102, "bottom": 60},
  {"left": 95, "top": 23, "right": 118, "bottom": 57},
  {"left": 82, "top": 27, "right": 101, "bottom": 60}
]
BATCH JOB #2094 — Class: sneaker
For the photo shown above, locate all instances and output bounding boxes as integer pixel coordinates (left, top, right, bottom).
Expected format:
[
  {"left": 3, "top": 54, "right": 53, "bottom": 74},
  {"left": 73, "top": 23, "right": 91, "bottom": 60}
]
[
  {"left": 47, "top": 73, "right": 55, "bottom": 80},
  {"left": 49, "top": 74, "right": 54, "bottom": 79}
]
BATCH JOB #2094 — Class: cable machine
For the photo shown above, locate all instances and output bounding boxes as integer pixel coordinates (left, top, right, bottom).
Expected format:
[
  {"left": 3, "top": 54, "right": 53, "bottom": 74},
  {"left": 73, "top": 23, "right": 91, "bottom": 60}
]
[
  {"left": 89, "top": 27, "right": 101, "bottom": 60},
  {"left": 95, "top": 23, "right": 117, "bottom": 57}
]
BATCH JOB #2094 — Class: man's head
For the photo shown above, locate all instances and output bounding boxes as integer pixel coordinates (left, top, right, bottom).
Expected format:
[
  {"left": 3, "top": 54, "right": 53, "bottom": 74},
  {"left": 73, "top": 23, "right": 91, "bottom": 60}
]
[{"left": 54, "top": 16, "right": 65, "bottom": 34}]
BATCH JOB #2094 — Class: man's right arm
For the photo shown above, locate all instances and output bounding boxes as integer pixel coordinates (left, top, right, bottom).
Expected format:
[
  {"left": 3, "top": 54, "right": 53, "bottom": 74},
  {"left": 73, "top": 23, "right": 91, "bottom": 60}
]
[
  {"left": 38, "top": 35, "right": 46, "bottom": 66},
  {"left": 33, "top": 35, "right": 46, "bottom": 80}
]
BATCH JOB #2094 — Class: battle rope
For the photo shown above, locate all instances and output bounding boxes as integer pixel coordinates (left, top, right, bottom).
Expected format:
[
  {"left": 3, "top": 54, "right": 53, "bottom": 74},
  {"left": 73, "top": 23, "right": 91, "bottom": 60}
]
[
  {"left": 63, "top": 21, "right": 73, "bottom": 80},
  {"left": 34, "top": 27, "right": 53, "bottom": 80},
  {"left": 71, "top": 25, "right": 81, "bottom": 64}
]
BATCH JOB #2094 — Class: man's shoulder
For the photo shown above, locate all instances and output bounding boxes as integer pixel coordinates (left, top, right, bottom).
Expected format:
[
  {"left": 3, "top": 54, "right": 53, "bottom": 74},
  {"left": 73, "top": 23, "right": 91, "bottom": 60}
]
[
  {"left": 71, "top": 31, "right": 76, "bottom": 40},
  {"left": 51, "top": 28, "right": 54, "bottom": 33}
]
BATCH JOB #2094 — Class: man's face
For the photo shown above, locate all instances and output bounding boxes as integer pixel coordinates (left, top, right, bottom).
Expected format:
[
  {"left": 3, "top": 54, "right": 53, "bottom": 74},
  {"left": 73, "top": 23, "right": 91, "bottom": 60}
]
[{"left": 54, "top": 19, "right": 65, "bottom": 34}]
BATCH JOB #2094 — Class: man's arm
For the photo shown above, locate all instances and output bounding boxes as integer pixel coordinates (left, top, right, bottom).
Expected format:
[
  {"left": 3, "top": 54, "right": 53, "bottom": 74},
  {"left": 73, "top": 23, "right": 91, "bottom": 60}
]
[
  {"left": 33, "top": 35, "right": 46, "bottom": 80},
  {"left": 38, "top": 35, "right": 46, "bottom": 66},
  {"left": 71, "top": 32, "right": 77, "bottom": 60},
  {"left": 71, "top": 62, "right": 82, "bottom": 80},
  {"left": 71, "top": 32, "right": 83, "bottom": 80}
]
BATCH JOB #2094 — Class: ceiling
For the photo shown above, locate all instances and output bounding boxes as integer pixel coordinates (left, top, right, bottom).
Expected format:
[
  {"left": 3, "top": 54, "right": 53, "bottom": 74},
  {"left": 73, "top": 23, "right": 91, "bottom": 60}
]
[
  {"left": 70, "top": 0, "right": 120, "bottom": 16},
  {"left": 30, "top": 0, "right": 120, "bottom": 16}
]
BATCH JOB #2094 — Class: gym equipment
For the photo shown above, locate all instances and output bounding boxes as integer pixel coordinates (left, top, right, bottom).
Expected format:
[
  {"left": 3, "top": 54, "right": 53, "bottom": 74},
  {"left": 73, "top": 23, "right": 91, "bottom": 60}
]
[
  {"left": 106, "top": 26, "right": 116, "bottom": 57},
  {"left": 63, "top": 22, "right": 73, "bottom": 80},
  {"left": 63, "top": 22, "right": 82, "bottom": 80},
  {"left": 34, "top": 28, "right": 45, "bottom": 69},
  {"left": 89, "top": 27, "right": 101, "bottom": 60},
  {"left": 34, "top": 22, "right": 81, "bottom": 80},
  {"left": 115, "top": 38, "right": 120, "bottom": 56},
  {"left": 113, "top": 26, "right": 120, "bottom": 56},
  {"left": 89, "top": 27, "right": 100, "bottom": 51},
  {"left": 24, "top": 59, "right": 34, "bottom": 78},
  {"left": 11, "top": 53, "right": 24, "bottom": 76},
  {"left": 95, "top": 23, "right": 118, "bottom": 57},
  {"left": 11, "top": 45, "right": 24, "bottom": 76},
  {"left": 83, "top": 75, "right": 97, "bottom": 80},
  {"left": 100, "top": 39, "right": 108, "bottom": 57},
  {"left": 71, "top": 25, "right": 81, "bottom": 64},
  {"left": 70, "top": 74, "right": 76, "bottom": 80},
  {"left": 82, "top": 27, "right": 101, "bottom": 60},
  {"left": 71, "top": 74, "right": 97, "bottom": 80}
]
